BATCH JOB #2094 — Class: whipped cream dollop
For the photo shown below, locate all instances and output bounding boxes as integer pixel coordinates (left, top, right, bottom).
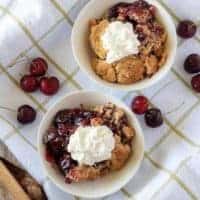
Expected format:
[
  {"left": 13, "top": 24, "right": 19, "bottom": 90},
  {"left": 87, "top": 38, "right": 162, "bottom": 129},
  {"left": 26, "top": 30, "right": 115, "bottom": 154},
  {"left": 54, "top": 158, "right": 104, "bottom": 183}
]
[
  {"left": 68, "top": 126, "right": 115, "bottom": 166},
  {"left": 101, "top": 21, "right": 140, "bottom": 63}
]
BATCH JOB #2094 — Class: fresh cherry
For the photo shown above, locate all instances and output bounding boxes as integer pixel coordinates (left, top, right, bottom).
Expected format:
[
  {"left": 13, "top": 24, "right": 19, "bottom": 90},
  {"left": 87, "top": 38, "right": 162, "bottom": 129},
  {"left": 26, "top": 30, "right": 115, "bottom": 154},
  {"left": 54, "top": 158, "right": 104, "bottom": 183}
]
[
  {"left": 17, "top": 105, "right": 36, "bottom": 124},
  {"left": 30, "top": 57, "right": 48, "bottom": 76},
  {"left": 184, "top": 54, "right": 200, "bottom": 74},
  {"left": 20, "top": 75, "right": 39, "bottom": 92},
  {"left": 145, "top": 108, "right": 163, "bottom": 128},
  {"left": 177, "top": 20, "right": 197, "bottom": 38},
  {"left": 191, "top": 74, "right": 200, "bottom": 92},
  {"left": 131, "top": 96, "right": 149, "bottom": 115},
  {"left": 40, "top": 76, "right": 60, "bottom": 95}
]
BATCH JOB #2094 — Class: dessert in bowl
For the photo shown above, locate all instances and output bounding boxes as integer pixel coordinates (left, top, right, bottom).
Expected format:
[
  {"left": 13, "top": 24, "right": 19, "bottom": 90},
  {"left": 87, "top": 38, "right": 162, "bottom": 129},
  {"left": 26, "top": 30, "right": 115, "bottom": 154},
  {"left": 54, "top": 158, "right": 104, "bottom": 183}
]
[
  {"left": 72, "top": 0, "right": 177, "bottom": 90},
  {"left": 38, "top": 91, "right": 144, "bottom": 198}
]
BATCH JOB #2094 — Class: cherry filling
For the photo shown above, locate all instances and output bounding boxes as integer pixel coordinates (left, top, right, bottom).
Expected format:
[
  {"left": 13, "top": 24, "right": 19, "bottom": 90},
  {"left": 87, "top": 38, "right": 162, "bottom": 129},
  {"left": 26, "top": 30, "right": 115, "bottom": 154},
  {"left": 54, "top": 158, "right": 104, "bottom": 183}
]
[
  {"left": 108, "top": 0, "right": 156, "bottom": 24},
  {"left": 44, "top": 108, "right": 98, "bottom": 179},
  {"left": 44, "top": 106, "right": 131, "bottom": 183},
  {"left": 107, "top": 0, "right": 165, "bottom": 48}
]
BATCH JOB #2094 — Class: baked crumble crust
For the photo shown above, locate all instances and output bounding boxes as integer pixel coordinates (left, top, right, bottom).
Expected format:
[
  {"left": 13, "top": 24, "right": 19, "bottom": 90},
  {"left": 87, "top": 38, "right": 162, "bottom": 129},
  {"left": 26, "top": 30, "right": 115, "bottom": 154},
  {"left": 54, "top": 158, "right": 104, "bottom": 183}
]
[
  {"left": 44, "top": 103, "right": 135, "bottom": 183},
  {"left": 89, "top": 0, "right": 167, "bottom": 84}
]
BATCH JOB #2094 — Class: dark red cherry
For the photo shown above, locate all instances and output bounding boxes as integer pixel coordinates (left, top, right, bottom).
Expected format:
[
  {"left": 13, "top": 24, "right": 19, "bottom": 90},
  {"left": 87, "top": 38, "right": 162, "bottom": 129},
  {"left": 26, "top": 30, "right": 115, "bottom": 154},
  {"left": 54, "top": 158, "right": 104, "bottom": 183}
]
[
  {"left": 191, "top": 74, "right": 200, "bottom": 92},
  {"left": 20, "top": 75, "right": 39, "bottom": 92},
  {"left": 39, "top": 76, "right": 59, "bottom": 95},
  {"left": 184, "top": 54, "right": 200, "bottom": 74},
  {"left": 131, "top": 96, "right": 149, "bottom": 115},
  {"left": 17, "top": 105, "right": 36, "bottom": 124},
  {"left": 30, "top": 57, "right": 48, "bottom": 76},
  {"left": 177, "top": 20, "right": 197, "bottom": 38},
  {"left": 145, "top": 108, "right": 163, "bottom": 128}
]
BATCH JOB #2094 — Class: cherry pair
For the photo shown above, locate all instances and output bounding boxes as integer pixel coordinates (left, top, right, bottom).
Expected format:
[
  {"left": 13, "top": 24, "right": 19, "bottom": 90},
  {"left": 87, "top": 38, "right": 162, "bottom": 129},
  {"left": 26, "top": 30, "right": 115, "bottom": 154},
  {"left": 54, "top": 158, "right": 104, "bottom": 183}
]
[
  {"left": 183, "top": 54, "right": 200, "bottom": 92},
  {"left": 131, "top": 96, "right": 163, "bottom": 128},
  {"left": 20, "top": 57, "right": 59, "bottom": 95}
]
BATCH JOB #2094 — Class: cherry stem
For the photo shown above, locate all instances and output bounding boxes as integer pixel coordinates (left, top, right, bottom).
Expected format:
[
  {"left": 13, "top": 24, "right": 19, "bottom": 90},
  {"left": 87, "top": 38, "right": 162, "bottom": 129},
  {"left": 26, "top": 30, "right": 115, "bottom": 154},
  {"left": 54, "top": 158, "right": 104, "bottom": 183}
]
[
  {"left": 150, "top": 80, "right": 175, "bottom": 102},
  {"left": 8, "top": 59, "right": 28, "bottom": 68},
  {"left": 19, "top": 73, "right": 24, "bottom": 77},
  {"left": 0, "top": 106, "right": 17, "bottom": 113},
  {"left": 147, "top": 80, "right": 184, "bottom": 116},
  {"left": 165, "top": 101, "right": 185, "bottom": 115},
  {"left": 8, "top": 54, "right": 31, "bottom": 68}
]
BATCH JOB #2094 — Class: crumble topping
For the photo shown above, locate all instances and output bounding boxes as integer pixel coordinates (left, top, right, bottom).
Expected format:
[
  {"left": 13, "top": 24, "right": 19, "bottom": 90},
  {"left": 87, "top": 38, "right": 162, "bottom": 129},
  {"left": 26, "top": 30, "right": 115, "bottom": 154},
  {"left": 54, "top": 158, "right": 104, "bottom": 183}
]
[
  {"left": 44, "top": 103, "right": 135, "bottom": 183},
  {"left": 89, "top": 0, "right": 167, "bottom": 84}
]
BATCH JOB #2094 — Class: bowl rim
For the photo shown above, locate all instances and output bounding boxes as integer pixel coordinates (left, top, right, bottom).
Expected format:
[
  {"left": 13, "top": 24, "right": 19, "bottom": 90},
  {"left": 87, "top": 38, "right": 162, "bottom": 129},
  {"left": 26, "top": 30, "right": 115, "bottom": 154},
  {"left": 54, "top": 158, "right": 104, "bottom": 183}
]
[
  {"left": 37, "top": 90, "right": 144, "bottom": 198},
  {"left": 71, "top": 0, "right": 177, "bottom": 91}
]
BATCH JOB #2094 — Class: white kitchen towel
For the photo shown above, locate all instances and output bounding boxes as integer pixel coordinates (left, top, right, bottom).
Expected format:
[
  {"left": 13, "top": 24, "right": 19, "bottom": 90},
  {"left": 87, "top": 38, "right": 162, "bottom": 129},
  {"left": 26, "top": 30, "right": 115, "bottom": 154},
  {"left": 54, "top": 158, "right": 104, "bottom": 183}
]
[{"left": 0, "top": 0, "right": 200, "bottom": 199}]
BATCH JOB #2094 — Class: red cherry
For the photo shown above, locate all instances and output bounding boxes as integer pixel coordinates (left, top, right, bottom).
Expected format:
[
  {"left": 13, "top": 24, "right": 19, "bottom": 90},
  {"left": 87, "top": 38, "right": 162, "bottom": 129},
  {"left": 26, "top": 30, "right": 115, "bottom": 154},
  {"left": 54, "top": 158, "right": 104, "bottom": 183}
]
[
  {"left": 131, "top": 95, "right": 149, "bottom": 115},
  {"left": 30, "top": 57, "right": 48, "bottom": 76},
  {"left": 17, "top": 105, "right": 36, "bottom": 124},
  {"left": 145, "top": 108, "right": 163, "bottom": 128},
  {"left": 184, "top": 54, "right": 200, "bottom": 74},
  {"left": 177, "top": 20, "right": 197, "bottom": 39},
  {"left": 40, "top": 77, "right": 60, "bottom": 95},
  {"left": 20, "top": 75, "right": 39, "bottom": 92},
  {"left": 191, "top": 74, "right": 200, "bottom": 92}
]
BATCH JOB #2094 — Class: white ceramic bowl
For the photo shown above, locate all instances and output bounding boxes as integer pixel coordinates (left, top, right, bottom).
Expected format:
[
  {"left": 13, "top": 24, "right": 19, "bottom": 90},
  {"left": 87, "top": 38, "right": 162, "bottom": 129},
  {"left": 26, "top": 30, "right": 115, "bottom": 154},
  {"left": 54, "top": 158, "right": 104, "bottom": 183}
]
[
  {"left": 38, "top": 91, "right": 144, "bottom": 198},
  {"left": 72, "top": 0, "right": 177, "bottom": 91}
]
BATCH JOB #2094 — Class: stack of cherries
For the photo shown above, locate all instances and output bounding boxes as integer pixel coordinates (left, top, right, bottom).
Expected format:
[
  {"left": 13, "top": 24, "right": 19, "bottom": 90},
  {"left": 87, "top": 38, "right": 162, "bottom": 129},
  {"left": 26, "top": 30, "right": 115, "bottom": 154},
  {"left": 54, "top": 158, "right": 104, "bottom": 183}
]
[
  {"left": 177, "top": 20, "right": 200, "bottom": 92},
  {"left": 185, "top": 54, "right": 200, "bottom": 92},
  {"left": 6, "top": 58, "right": 60, "bottom": 125},
  {"left": 20, "top": 57, "right": 60, "bottom": 95},
  {"left": 131, "top": 96, "right": 163, "bottom": 128}
]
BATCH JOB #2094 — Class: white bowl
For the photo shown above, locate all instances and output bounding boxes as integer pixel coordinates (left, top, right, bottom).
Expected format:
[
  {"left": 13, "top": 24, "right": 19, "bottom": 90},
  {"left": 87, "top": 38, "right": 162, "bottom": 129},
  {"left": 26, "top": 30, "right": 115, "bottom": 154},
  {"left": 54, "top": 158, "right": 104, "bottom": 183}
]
[
  {"left": 71, "top": 0, "right": 177, "bottom": 91},
  {"left": 37, "top": 91, "right": 144, "bottom": 198}
]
